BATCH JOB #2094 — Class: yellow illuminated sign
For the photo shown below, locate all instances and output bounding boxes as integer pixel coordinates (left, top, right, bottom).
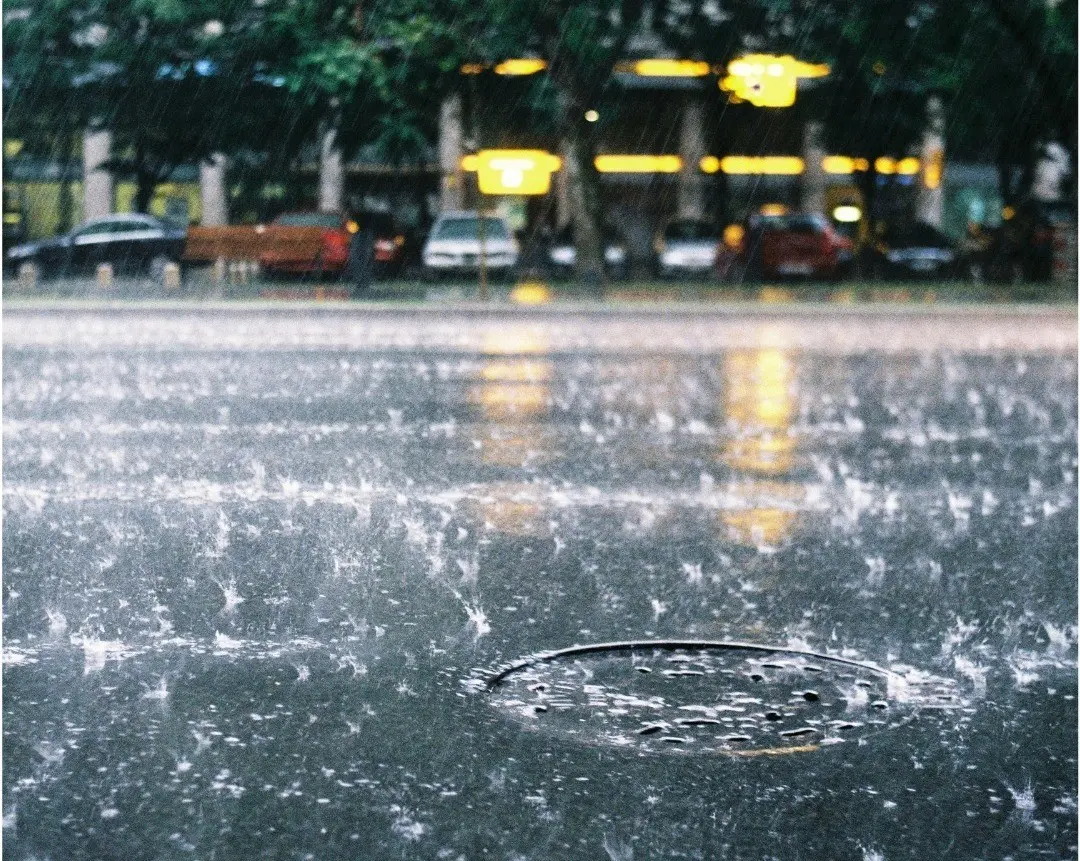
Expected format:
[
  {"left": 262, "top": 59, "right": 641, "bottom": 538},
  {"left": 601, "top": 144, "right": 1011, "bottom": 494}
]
[
  {"left": 465, "top": 149, "right": 562, "bottom": 195},
  {"left": 875, "top": 156, "right": 896, "bottom": 174},
  {"left": 700, "top": 156, "right": 721, "bottom": 174},
  {"left": 594, "top": 154, "right": 682, "bottom": 173},
  {"left": 719, "top": 156, "right": 804, "bottom": 175},
  {"left": 720, "top": 54, "right": 829, "bottom": 107}
]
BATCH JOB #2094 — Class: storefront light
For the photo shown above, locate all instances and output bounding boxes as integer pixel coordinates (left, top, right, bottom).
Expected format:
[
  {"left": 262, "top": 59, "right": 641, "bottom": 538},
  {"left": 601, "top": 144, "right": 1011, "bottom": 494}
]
[
  {"left": 594, "top": 154, "right": 683, "bottom": 173},
  {"left": 494, "top": 58, "right": 547, "bottom": 76},
  {"left": 632, "top": 59, "right": 710, "bottom": 77},
  {"left": 720, "top": 156, "right": 804, "bottom": 175}
]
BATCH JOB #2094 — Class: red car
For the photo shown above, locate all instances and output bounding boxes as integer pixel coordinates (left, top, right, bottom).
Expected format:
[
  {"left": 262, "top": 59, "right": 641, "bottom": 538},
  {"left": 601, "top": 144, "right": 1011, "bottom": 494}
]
[
  {"left": 258, "top": 211, "right": 357, "bottom": 278},
  {"left": 719, "top": 212, "right": 854, "bottom": 280}
]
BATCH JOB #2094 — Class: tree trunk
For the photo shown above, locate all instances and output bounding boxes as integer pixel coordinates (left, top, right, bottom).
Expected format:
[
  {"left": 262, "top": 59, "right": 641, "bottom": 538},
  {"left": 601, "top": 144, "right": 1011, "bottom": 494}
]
[
  {"left": 56, "top": 129, "right": 76, "bottom": 233},
  {"left": 564, "top": 129, "right": 604, "bottom": 289},
  {"left": 134, "top": 139, "right": 156, "bottom": 214}
]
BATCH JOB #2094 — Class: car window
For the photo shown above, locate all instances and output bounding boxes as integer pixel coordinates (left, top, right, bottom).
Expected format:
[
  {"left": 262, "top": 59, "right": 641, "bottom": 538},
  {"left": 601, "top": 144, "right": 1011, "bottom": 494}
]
[
  {"left": 273, "top": 213, "right": 344, "bottom": 229},
  {"left": 433, "top": 217, "right": 509, "bottom": 241}
]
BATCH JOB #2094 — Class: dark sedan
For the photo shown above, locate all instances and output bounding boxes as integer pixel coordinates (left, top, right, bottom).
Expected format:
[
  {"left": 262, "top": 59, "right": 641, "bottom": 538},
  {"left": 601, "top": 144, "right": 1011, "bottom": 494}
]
[
  {"left": 4, "top": 213, "right": 186, "bottom": 279},
  {"left": 868, "top": 222, "right": 959, "bottom": 280}
]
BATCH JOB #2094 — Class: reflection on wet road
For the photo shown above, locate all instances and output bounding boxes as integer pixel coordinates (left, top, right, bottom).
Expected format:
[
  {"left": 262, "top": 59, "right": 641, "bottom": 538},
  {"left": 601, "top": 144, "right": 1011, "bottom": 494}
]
[{"left": 3, "top": 306, "right": 1076, "bottom": 860}]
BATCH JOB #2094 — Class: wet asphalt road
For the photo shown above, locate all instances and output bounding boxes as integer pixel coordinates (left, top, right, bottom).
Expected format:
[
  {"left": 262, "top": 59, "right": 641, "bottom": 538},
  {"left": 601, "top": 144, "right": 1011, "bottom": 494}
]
[{"left": 3, "top": 304, "right": 1077, "bottom": 860}]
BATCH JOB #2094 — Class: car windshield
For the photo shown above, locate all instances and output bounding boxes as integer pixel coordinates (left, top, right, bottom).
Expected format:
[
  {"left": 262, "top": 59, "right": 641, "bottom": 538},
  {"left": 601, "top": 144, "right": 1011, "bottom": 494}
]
[
  {"left": 272, "top": 213, "right": 343, "bottom": 228},
  {"left": 664, "top": 221, "right": 716, "bottom": 241},
  {"left": 433, "top": 217, "right": 509, "bottom": 241}
]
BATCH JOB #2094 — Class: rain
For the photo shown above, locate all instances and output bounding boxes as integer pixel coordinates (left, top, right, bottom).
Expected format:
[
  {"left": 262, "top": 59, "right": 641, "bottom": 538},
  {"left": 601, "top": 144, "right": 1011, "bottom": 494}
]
[{"left": 3, "top": 0, "right": 1078, "bottom": 858}]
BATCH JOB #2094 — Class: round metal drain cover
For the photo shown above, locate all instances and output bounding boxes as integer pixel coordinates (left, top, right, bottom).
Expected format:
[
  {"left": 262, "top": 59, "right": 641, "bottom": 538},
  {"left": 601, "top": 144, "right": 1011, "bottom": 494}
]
[{"left": 479, "top": 640, "right": 963, "bottom": 756}]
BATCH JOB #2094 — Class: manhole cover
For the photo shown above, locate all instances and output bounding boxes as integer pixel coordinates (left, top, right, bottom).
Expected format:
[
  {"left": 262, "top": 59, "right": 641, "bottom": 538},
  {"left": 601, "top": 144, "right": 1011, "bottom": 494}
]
[{"left": 477, "top": 640, "right": 964, "bottom": 756}]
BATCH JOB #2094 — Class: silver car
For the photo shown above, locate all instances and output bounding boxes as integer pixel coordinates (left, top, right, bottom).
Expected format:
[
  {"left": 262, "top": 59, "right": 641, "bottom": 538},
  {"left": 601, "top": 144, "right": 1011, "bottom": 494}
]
[
  {"left": 653, "top": 219, "right": 719, "bottom": 278},
  {"left": 421, "top": 212, "right": 518, "bottom": 279}
]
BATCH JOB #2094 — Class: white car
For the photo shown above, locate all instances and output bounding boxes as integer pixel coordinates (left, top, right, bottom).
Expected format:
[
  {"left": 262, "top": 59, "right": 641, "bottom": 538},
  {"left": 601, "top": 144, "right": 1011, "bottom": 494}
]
[
  {"left": 653, "top": 219, "right": 719, "bottom": 278},
  {"left": 421, "top": 212, "right": 518, "bottom": 279},
  {"left": 547, "top": 221, "right": 629, "bottom": 280}
]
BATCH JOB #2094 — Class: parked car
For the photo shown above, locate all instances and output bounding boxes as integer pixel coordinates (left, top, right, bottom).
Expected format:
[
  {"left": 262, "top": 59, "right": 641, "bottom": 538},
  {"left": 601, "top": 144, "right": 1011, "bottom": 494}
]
[
  {"left": 258, "top": 211, "right": 357, "bottom": 278},
  {"left": 719, "top": 212, "right": 854, "bottom": 280},
  {"left": 547, "top": 221, "right": 629, "bottom": 280},
  {"left": 421, "top": 212, "right": 519, "bottom": 280},
  {"left": 364, "top": 211, "right": 408, "bottom": 277},
  {"left": 4, "top": 213, "right": 186, "bottom": 279},
  {"left": 866, "top": 221, "right": 959, "bottom": 280},
  {"left": 652, "top": 219, "right": 719, "bottom": 278}
]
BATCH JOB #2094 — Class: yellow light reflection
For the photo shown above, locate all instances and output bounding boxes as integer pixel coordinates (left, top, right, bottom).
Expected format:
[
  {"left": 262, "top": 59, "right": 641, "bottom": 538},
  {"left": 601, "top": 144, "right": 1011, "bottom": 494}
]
[
  {"left": 510, "top": 282, "right": 553, "bottom": 305},
  {"left": 718, "top": 348, "right": 804, "bottom": 547},
  {"left": 473, "top": 482, "right": 546, "bottom": 536},
  {"left": 468, "top": 330, "right": 553, "bottom": 468}
]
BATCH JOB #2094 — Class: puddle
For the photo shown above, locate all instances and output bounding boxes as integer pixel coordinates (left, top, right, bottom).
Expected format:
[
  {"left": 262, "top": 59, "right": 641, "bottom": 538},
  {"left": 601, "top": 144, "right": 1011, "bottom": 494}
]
[{"left": 477, "top": 640, "right": 967, "bottom": 756}]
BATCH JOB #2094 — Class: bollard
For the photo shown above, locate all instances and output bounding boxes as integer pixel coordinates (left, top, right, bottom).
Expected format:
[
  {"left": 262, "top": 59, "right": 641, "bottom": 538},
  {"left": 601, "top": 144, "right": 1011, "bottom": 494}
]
[
  {"left": 162, "top": 262, "right": 182, "bottom": 294},
  {"left": 212, "top": 257, "right": 227, "bottom": 286},
  {"left": 96, "top": 262, "right": 113, "bottom": 291},
  {"left": 17, "top": 261, "right": 38, "bottom": 292}
]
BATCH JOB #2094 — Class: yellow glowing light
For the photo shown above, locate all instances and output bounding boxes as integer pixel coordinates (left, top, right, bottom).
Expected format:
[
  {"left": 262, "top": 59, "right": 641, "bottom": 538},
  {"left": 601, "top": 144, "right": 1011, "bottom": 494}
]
[
  {"left": 1002, "top": 205, "right": 1016, "bottom": 220},
  {"left": 720, "top": 54, "right": 829, "bottom": 107},
  {"left": 875, "top": 157, "right": 896, "bottom": 174},
  {"left": 923, "top": 148, "right": 943, "bottom": 189},
  {"left": 822, "top": 155, "right": 873, "bottom": 174},
  {"left": 459, "top": 63, "right": 484, "bottom": 75},
  {"left": 872, "top": 61, "right": 887, "bottom": 75},
  {"left": 632, "top": 59, "right": 711, "bottom": 77},
  {"left": 832, "top": 205, "right": 862, "bottom": 223},
  {"left": 700, "top": 155, "right": 721, "bottom": 174},
  {"left": 719, "top": 156, "right": 804, "bottom": 175},
  {"left": 345, "top": 220, "right": 359, "bottom": 234},
  {"left": 510, "top": 282, "right": 553, "bottom": 305},
  {"left": 594, "top": 154, "right": 682, "bottom": 173},
  {"left": 759, "top": 203, "right": 791, "bottom": 217},
  {"left": 471, "top": 149, "right": 561, "bottom": 195},
  {"left": 494, "top": 58, "right": 547, "bottom": 76},
  {"left": 723, "top": 223, "right": 745, "bottom": 249},
  {"left": 4, "top": 139, "right": 24, "bottom": 158},
  {"left": 896, "top": 157, "right": 920, "bottom": 175},
  {"left": 584, "top": 109, "right": 599, "bottom": 123}
]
